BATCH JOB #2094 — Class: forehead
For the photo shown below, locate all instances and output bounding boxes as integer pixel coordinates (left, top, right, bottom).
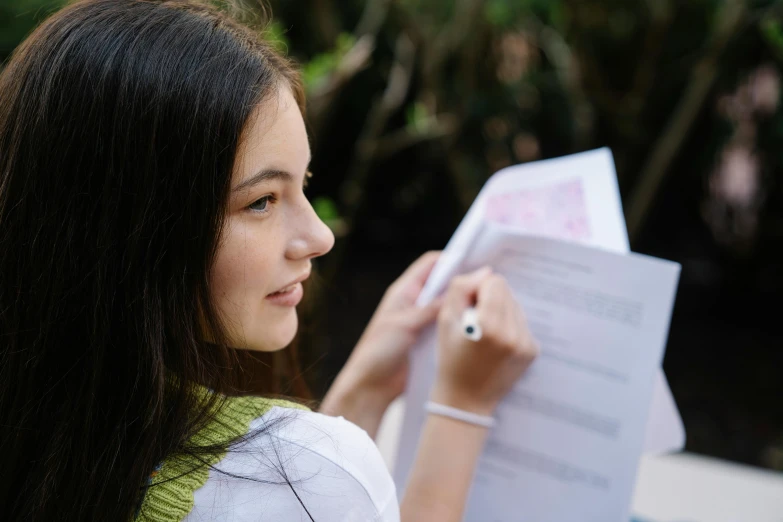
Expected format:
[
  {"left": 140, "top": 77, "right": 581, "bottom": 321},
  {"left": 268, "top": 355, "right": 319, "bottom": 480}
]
[{"left": 234, "top": 87, "right": 309, "bottom": 179}]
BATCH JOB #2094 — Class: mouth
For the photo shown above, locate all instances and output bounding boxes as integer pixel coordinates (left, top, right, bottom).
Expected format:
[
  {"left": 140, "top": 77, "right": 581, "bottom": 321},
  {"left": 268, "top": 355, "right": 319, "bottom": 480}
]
[
  {"left": 267, "top": 283, "right": 299, "bottom": 297},
  {"left": 268, "top": 271, "right": 310, "bottom": 295},
  {"left": 265, "top": 271, "right": 310, "bottom": 306}
]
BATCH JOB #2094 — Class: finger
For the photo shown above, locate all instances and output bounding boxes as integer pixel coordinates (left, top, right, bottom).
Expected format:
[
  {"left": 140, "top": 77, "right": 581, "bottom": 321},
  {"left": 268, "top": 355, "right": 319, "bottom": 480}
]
[
  {"left": 510, "top": 297, "right": 524, "bottom": 342},
  {"left": 401, "top": 295, "right": 443, "bottom": 332},
  {"left": 401, "top": 250, "right": 441, "bottom": 287},
  {"left": 388, "top": 251, "right": 442, "bottom": 305},
  {"left": 475, "top": 274, "right": 512, "bottom": 329},
  {"left": 513, "top": 300, "right": 538, "bottom": 358},
  {"left": 443, "top": 266, "right": 493, "bottom": 317}
]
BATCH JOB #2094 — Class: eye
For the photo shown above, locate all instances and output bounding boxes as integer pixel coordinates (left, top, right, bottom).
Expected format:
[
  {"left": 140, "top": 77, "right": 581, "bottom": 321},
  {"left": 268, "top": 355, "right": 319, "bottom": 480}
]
[
  {"left": 303, "top": 170, "right": 313, "bottom": 190},
  {"left": 248, "top": 195, "right": 274, "bottom": 213}
]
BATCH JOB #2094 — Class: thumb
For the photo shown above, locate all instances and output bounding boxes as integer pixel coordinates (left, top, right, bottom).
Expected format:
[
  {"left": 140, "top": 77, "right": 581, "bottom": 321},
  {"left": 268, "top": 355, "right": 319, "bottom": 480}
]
[
  {"left": 402, "top": 250, "right": 442, "bottom": 287},
  {"left": 442, "top": 265, "right": 493, "bottom": 318}
]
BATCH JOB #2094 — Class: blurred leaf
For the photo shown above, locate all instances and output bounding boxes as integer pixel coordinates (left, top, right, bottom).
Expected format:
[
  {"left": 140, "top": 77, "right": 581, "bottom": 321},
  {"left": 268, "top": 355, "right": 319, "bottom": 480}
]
[
  {"left": 484, "top": 0, "right": 564, "bottom": 28},
  {"left": 301, "top": 32, "right": 356, "bottom": 93},
  {"left": 263, "top": 20, "right": 289, "bottom": 54},
  {"left": 484, "top": 0, "right": 513, "bottom": 27},
  {"left": 312, "top": 195, "right": 341, "bottom": 221},
  {"left": 0, "top": 0, "right": 65, "bottom": 61},
  {"left": 761, "top": 18, "right": 783, "bottom": 59},
  {"left": 312, "top": 195, "right": 347, "bottom": 236},
  {"left": 405, "top": 101, "right": 430, "bottom": 133},
  {"left": 547, "top": 1, "right": 566, "bottom": 32}
]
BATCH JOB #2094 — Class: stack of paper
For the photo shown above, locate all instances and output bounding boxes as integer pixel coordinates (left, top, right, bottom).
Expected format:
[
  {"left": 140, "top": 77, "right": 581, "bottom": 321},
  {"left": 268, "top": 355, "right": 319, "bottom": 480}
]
[{"left": 392, "top": 148, "right": 684, "bottom": 521}]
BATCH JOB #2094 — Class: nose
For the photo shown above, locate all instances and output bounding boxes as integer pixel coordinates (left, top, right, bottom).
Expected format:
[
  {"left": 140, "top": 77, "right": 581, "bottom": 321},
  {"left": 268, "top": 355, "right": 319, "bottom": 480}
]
[{"left": 286, "top": 194, "right": 335, "bottom": 261}]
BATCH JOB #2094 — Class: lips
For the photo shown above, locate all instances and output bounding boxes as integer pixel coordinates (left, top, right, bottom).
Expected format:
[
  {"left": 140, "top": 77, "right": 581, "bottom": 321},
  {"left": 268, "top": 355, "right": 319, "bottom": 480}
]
[
  {"left": 264, "top": 271, "right": 310, "bottom": 307},
  {"left": 268, "top": 283, "right": 298, "bottom": 296},
  {"left": 265, "top": 282, "right": 304, "bottom": 307},
  {"left": 268, "top": 271, "right": 310, "bottom": 296}
]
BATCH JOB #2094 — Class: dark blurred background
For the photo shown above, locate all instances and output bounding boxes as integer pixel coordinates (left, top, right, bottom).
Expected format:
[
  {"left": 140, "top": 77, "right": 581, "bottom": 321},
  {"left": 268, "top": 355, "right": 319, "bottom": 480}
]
[{"left": 3, "top": 0, "right": 782, "bottom": 472}]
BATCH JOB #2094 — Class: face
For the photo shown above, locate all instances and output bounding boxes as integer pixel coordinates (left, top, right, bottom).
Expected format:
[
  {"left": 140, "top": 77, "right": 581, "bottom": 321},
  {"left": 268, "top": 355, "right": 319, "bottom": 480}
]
[{"left": 210, "top": 86, "right": 334, "bottom": 352}]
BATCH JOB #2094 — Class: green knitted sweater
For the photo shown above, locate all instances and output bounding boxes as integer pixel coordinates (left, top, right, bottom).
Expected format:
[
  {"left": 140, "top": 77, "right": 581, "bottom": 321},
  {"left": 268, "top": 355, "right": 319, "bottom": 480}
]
[{"left": 135, "top": 394, "right": 308, "bottom": 522}]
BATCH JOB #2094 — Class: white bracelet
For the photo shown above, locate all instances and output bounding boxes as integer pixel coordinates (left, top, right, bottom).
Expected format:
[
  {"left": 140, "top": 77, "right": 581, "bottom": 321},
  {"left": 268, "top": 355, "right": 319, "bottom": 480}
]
[{"left": 424, "top": 401, "right": 496, "bottom": 429}]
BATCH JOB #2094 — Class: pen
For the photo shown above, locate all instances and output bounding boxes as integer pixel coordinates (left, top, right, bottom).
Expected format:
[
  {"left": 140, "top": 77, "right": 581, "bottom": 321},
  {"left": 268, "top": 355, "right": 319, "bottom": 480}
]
[{"left": 461, "top": 306, "right": 482, "bottom": 341}]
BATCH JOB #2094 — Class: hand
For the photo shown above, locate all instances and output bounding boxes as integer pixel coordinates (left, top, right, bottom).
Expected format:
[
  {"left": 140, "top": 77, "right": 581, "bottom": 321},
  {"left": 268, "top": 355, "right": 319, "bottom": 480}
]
[
  {"left": 431, "top": 266, "right": 539, "bottom": 416},
  {"left": 320, "top": 251, "right": 442, "bottom": 436},
  {"left": 400, "top": 266, "right": 539, "bottom": 522}
]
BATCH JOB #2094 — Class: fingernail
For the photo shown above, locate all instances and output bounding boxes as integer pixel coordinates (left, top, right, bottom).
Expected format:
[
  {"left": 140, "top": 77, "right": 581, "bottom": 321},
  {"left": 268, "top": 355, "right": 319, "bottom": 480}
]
[{"left": 475, "top": 265, "right": 492, "bottom": 276}]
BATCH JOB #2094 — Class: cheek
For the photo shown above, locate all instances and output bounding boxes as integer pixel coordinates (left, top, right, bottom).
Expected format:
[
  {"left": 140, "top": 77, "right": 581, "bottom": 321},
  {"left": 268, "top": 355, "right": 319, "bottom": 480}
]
[
  {"left": 213, "top": 217, "right": 281, "bottom": 288},
  {"left": 210, "top": 222, "right": 293, "bottom": 351}
]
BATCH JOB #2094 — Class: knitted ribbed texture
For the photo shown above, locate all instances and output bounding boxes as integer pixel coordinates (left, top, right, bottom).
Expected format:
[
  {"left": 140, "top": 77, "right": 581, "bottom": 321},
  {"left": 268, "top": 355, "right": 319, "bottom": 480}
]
[{"left": 136, "top": 393, "right": 309, "bottom": 522}]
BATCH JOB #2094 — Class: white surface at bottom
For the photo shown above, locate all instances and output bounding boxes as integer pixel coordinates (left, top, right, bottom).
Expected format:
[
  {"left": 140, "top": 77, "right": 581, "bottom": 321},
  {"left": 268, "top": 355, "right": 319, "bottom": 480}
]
[{"left": 377, "top": 398, "right": 783, "bottom": 522}]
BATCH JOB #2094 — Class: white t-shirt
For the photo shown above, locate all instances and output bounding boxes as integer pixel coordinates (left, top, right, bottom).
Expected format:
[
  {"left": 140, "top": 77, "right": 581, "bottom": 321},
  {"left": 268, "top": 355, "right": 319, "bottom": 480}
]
[{"left": 184, "top": 406, "right": 400, "bottom": 521}]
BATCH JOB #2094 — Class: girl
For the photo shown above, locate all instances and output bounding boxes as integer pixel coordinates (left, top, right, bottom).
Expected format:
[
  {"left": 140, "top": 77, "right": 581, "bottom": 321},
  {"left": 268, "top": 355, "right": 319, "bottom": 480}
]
[{"left": 0, "top": 1, "right": 538, "bottom": 520}]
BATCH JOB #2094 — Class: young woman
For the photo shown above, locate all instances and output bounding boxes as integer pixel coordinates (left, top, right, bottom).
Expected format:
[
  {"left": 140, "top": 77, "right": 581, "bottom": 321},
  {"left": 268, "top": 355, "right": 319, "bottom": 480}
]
[{"left": 0, "top": 1, "right": 538, "bottom": 520}]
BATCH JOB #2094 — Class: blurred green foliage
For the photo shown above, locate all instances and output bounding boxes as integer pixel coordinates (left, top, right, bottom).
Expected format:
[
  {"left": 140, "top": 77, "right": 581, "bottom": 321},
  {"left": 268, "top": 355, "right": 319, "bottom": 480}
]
[
  {"left": 0, "top": 0, "right": 62, "bottom": 61},
  {"left": 484, "top": 0, "right": 566, "bottom": 30},
  {"left": 762, "top": 18, "right": 783, "bottom": 58},
  {"left": 263, "top": 20, "right": 290, "bottom": 54},
  {"left": 301, "top": 32, "right": 356, "bottom": 93}
]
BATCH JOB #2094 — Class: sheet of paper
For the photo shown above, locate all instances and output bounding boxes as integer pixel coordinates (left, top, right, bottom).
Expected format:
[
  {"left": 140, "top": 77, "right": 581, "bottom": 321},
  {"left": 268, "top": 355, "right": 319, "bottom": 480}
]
[
  {"left": 419, "top": 148, "right": 629, "bottom": 305},
  {"left": 414, "top": 148, "right": 684, "bottom": 454},
  {"left": 644, "top": 370, "right": 685, "bottom": 454},
  {"left": 395, "top": 224, "right": 681, "bottom": 521}
]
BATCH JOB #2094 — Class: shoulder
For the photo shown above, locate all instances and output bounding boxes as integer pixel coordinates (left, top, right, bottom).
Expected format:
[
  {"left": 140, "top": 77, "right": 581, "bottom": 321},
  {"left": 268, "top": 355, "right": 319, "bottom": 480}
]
[
  {"left": 186, "top": 406, "right": 399, "bottom": 522},
  {"left": 136, "top": 394, "right": 305, "bottom": 522}
]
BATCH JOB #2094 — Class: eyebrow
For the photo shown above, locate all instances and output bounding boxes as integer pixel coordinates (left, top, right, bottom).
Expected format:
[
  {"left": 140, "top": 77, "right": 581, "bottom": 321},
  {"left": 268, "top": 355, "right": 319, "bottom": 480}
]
[
  {"left": 232, "top": 153, "right": 313, "bottom": 194},
  {"left": 232, "top": 169, "right": 293, "bottom": 193}
]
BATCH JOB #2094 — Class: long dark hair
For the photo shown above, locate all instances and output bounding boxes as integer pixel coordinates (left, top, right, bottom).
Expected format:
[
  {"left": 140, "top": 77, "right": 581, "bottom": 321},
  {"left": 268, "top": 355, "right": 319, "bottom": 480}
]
[{"left": 0, "top": 1, "right": 307, "bottom": 519}]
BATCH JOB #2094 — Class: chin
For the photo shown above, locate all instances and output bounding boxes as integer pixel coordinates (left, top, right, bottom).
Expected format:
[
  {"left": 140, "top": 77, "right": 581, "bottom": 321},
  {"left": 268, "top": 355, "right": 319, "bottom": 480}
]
[{"left": 253, "top": 310, "right": 299, "bottom": 352}]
